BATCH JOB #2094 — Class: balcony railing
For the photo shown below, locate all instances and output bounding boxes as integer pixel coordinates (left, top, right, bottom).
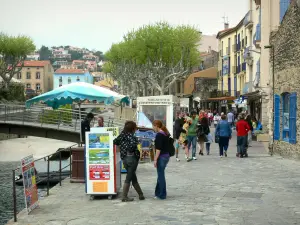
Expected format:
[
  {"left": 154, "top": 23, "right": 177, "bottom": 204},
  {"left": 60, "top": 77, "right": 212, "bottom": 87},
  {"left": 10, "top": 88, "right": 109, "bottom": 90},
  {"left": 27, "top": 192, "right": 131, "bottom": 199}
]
[
  {"left": 226, "top": 47, "right": 229, "bottom": 55},
  {"left": 242, "top": 62, "right": 246, "bottom": 71},
  {"left": 232, "top": 44, "right": 237, "bottom": 52},
  {"left": 243, "top": 10, "right": 253, "bottom": 28},
  {"left": 232, "top": 66, "right": 236, "bottom": 74}
]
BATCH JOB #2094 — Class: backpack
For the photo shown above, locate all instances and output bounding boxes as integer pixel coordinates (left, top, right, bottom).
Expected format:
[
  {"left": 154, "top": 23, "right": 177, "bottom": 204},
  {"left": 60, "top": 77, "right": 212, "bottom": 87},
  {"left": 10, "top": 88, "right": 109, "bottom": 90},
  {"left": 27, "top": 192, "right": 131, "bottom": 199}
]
[{"left": 167, "top": 136, "right": 176, "bottom": 157}]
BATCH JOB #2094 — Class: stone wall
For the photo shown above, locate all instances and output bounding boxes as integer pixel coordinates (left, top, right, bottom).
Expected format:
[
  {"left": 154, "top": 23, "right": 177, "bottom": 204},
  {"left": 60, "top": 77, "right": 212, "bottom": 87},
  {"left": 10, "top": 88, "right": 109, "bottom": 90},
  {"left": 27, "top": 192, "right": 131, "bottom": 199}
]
[
  {"left": 0, "top": 133, "right": 26, "bottom": 141},
  {"left": 270, "top": 1, "right": 300, "bottom": 160}
]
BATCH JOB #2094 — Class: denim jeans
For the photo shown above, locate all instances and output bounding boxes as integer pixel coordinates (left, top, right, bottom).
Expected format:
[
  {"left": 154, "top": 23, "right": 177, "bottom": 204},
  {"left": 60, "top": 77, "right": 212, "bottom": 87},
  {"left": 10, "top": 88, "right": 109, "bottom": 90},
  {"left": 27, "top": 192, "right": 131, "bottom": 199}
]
[
  {"left": 219, "top": 136, "right": 230, "bottom": 156},
  {"left": 155, "top": 156, "right": 170, "bottom": 199},
  {"left": 237, "top": 136, "right": 247, "bottom": 154},
  {"left": 123, "top": 155, "right": 139, "bottom": 184},
  {"left": 187, "top": 136, "right": 197, "bottom": 157},
  {"left": 205, "top": 143, "right": 210, "bottom": 153}
]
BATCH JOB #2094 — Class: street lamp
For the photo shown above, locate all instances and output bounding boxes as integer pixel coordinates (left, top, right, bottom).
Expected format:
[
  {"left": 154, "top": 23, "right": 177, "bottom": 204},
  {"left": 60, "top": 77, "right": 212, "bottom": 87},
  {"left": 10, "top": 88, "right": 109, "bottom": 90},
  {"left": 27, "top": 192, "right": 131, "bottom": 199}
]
[{"left": 264, "top": 44, "right": 274, "bottom": 156}]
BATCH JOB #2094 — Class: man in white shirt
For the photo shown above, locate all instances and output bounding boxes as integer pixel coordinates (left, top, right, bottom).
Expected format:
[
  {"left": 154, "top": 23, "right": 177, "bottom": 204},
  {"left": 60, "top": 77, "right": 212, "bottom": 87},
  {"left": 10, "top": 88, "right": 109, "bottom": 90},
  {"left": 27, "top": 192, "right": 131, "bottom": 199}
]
[{"left": 227, "top": 111, "right": 234, "bottom": 127}]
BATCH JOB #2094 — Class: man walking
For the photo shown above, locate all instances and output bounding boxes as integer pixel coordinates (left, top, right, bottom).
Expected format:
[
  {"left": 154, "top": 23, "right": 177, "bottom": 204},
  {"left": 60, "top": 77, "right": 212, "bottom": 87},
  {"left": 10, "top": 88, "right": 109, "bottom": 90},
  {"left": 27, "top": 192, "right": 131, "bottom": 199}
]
[
  {"left": 236, "top": 114, "right": 250, "bottom": 158},
  {"left": 187, "top": 111, "right": 198, "bottom": 160},
  {"left": 227, "top": 111, "right": 234, "bottom": 128}
]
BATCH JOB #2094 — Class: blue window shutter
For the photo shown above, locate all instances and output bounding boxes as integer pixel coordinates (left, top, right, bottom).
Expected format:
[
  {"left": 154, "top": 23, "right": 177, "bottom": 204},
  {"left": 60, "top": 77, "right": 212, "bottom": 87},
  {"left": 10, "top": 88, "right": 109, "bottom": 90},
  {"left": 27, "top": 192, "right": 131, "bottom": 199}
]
[
  {"left": 274, "top": 94, "right": 280, "bottom": 140},
  {"left": 289, "top": 93, "right": 297, "bottom": 144},
  {"left": 280, "top": 0, "right": 291, "bottom": 23}
]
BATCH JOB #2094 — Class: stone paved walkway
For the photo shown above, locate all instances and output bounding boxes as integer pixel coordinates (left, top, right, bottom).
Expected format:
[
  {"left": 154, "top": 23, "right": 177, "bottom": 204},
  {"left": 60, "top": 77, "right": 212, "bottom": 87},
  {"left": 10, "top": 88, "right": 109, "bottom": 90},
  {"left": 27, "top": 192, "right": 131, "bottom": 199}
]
[{"left": 7, "top": 133, "right": 300, "bottom": 225}]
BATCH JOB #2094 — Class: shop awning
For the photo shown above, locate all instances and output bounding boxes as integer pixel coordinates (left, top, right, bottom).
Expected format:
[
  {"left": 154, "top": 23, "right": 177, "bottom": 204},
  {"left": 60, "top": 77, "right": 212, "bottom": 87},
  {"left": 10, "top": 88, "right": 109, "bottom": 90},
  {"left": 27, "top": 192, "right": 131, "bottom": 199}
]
[
  {"left": 242, "top": 90, "right": 260, "bottom": 98},
  {"left": 206, "top": 96, "right": 236, "bottom": 101}
]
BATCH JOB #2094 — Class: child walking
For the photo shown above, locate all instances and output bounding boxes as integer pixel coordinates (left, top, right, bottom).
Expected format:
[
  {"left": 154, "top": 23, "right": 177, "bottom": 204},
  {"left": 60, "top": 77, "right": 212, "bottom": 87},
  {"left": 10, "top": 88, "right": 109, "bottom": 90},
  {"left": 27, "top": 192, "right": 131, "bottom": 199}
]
[{"left": 205, "top": 133, "right": 213, "bottom": 155}]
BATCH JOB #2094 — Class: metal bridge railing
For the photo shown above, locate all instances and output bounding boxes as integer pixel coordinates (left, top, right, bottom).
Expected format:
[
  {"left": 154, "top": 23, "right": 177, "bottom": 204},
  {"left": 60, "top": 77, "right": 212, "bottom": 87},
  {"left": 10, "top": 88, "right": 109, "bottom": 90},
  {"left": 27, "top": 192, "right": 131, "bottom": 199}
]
[{"left": 0, "top": 104, "right": 127, "bottom": 132}]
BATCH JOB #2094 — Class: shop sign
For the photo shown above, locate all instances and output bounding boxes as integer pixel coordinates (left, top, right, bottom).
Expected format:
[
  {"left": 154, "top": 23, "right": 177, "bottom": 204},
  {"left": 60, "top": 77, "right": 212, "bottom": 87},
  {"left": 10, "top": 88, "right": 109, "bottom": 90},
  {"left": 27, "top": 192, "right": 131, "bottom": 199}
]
[{"left": 138, "top": 97, "right": 172, "bottom": 105}]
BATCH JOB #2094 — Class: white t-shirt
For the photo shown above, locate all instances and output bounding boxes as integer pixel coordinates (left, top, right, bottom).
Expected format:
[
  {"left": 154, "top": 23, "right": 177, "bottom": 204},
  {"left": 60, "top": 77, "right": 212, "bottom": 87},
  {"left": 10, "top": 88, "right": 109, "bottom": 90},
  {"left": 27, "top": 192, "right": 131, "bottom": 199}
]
[
  {"left": 213, "top": 115, "right": 220, "bottom": 124},
  {"left": 227, "top": 112, "right": 234, "bottom": 122}
]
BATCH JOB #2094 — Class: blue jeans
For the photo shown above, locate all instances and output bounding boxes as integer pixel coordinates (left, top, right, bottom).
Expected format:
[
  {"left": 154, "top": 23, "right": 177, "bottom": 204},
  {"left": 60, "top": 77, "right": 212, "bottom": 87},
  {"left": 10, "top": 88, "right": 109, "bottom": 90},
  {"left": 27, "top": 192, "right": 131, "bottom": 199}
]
[
  {"left": 187, "top": 136, "right": 197, "bottom": 157},
  {"left": 155, "top": 156, "right": 170, "bottom": 199}
]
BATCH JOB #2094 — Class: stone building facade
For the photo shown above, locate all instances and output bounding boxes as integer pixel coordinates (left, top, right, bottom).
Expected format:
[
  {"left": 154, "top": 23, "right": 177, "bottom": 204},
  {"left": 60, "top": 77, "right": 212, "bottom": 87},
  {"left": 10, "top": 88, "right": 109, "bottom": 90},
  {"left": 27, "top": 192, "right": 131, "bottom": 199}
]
[{"left": 270, "top": 0, "right": 300, "bottom": 159}]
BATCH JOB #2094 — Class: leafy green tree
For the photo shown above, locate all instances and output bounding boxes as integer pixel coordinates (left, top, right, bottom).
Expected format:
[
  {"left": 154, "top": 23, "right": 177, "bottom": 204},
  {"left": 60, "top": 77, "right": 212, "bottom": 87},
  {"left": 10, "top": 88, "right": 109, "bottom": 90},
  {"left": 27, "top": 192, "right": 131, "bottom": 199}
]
[
  {"left": 39, "top": 45, "right": 52, "bottom": 60},
  {"left": 0, "top": 33, "right": 35, "bottom": 88},
  {"left": 69, "top": 50, "right": 83, "bottom": 60},
  {"left": 104, "top": 22, "right": 201, "bottom": 96},
  {"left": 94, "top": 51, "right": 106, "bottom": 61}
]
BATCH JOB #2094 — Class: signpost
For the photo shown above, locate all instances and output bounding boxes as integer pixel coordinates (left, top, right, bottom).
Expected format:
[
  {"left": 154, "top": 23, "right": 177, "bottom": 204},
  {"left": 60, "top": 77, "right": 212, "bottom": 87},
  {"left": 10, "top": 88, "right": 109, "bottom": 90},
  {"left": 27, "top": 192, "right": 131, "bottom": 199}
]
[{"left": 21, "top": 155, "right": 38, "bottom": 213}]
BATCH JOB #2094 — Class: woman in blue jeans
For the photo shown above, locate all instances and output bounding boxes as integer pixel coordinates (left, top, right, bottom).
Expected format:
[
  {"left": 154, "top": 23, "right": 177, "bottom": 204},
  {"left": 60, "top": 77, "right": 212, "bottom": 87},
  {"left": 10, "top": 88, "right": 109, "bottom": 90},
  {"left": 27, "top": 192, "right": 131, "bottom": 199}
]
[
  {"left": 152, "top": 120, "right": 170, "bottom": 200},
  {"left": 215, "top": 114, "right": 232, "bottom": 157}
]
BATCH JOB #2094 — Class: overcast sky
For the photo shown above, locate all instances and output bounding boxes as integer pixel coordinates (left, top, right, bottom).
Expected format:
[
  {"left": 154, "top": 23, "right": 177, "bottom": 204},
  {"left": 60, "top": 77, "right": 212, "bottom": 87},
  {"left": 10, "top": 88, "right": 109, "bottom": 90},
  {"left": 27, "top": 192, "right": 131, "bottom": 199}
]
[{"left": 0, "top": 0, "right": 247, "bottom": 53}]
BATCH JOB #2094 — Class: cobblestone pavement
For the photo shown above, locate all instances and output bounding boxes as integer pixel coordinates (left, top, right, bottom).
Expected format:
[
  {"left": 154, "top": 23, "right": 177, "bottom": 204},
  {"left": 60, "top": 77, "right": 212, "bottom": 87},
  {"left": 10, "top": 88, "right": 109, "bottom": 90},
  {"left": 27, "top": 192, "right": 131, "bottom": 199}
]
[{"left": 7, "top": 134, "right": 300, "bottom": 225}]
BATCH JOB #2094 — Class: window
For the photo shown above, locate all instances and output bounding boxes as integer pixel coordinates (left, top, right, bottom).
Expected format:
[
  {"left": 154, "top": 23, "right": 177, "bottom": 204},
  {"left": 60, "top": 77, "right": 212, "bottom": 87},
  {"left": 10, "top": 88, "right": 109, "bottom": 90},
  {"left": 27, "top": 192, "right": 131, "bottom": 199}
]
[
  {"left": 280, "top": 0, "right": 291, "bottom": 23},
  {"left": 76, "top": 76, "right": 80, "bottom": 81},
  {"left": 282, "top": 93, "right": 290, "bottom": 141},
  {"left": 36, "top": 83, "right": 41, "bottom": 91},
  {"left": 26, "top": 83, "right": 31, "bottom": 89},
  {"left": 274, "top": 92, "right": 297, "bottom": 144},
  {"left": 26, "top": 72, "right": 31, "bottom": 79},
  {"left": 17, "top": 72, "right": 21, "bottom": 79},
  {"left": 59, "top": 76, "right": 62, "bottom": 82},
  {"left": 36, "top": 72, "right": 40, "bottom": 79},
  {"left": 68, "top": 77, "right": 71, "bottom": 84}
]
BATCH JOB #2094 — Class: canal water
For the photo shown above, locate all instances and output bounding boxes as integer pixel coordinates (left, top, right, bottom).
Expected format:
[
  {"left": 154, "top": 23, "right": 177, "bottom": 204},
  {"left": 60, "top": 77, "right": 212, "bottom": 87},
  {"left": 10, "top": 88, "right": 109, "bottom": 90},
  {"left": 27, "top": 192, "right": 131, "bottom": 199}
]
[{"left": 0, "top": 137, "right": 75, "bottom": 225}]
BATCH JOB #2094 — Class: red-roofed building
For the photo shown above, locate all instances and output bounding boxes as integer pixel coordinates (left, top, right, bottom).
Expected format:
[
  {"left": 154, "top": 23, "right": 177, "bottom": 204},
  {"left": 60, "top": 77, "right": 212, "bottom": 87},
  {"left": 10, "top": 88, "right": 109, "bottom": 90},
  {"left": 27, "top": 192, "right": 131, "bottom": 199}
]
[{"left": 13, "top": 60, "right": 54, "bottom": 93}]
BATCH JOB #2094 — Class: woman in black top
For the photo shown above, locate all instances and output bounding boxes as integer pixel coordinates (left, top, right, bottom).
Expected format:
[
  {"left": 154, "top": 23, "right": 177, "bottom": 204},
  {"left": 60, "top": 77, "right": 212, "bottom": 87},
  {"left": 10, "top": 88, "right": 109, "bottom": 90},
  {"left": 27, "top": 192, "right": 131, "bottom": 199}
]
[
  {"left": 197, "top": 117, "right": 210, "bottom": 155},
  {"left": 153, "top": 120, "right": 170, "bottom": 200},
  {"left": 113, "top": 121, "right": 145, "bottom": 202}
]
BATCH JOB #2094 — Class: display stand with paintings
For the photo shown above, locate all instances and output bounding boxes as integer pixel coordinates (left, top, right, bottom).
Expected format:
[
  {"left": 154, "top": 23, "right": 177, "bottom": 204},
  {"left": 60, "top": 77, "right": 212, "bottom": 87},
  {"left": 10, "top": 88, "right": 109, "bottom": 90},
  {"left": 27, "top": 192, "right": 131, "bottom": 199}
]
[
  {"left": 85, "top": 128, "right": 121, "bottom": 200},
  {"left": 21, "top": 155, "right": 39, "bottom": 213}
]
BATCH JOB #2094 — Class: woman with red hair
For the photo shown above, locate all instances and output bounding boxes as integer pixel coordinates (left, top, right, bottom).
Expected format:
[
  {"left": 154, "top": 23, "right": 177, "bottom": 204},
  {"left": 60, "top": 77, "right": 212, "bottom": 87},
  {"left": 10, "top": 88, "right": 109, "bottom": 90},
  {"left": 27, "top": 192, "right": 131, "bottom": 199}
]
[{"left": 152, "top": 120, "right": 170, "bottom": 200}]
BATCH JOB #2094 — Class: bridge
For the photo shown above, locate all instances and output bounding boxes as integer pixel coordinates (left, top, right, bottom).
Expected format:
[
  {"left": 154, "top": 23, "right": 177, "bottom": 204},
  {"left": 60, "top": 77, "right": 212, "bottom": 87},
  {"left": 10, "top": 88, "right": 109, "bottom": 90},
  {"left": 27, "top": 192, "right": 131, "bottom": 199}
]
[{"left": 0, "top": 104, "right": 126, "bottom": 142}]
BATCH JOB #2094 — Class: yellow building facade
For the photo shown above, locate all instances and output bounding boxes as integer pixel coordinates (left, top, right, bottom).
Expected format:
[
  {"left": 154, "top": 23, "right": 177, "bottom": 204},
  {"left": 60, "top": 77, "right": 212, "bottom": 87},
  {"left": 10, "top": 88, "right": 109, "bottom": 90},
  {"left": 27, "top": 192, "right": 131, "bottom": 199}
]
[{"left": 217, "top": 18, "right": 248, "bottom": 99}]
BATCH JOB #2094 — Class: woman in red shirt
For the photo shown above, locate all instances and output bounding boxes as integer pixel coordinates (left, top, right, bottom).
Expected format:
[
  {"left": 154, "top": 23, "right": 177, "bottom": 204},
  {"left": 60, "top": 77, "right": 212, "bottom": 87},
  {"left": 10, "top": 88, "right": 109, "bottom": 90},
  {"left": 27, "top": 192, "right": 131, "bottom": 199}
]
[{"left": 236, "top": 115, "right": 250, "bottom": 158}]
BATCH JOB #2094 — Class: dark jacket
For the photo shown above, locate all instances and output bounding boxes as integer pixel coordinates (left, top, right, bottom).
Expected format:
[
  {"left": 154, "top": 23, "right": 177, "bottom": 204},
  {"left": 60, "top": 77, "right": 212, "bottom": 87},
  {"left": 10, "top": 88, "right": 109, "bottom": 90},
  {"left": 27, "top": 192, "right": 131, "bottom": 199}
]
[
  {"left": 174, "top": 118, "right": 185, "bottom": 139},
  {"left": 113, "top": 131, "right": 140, "bottom": 160},
  {"left": 81, "top": 119, "right": 91, "bottom": 142}
]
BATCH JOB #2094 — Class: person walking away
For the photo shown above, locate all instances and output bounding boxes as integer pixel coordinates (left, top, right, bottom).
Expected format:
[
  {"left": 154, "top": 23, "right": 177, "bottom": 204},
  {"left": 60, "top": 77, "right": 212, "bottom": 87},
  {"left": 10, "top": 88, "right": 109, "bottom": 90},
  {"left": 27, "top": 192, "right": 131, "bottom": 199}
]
[
  {"left": 245, "top": 115, "right": 254, "bottom": 149},
  {"left": 81, "top": 113, "right": 94, "bottom": 144},
  {"left": 187, "top": 111, "right": 198, "bottom": 160},
  {"left": 213, "top": 113, "right": 221, "bottom": 128},
  {"left": 197, "top": 117, "right": 210, "bottom": 156},
  {"left": 227, "top": 111, "right": 234, "bottom": 128},
  {"left": 180, "top": 117, "right": 192, "bottom": 161},
  {"left": 205, "top": 132, "right": 213, "bottom": 155},
  {"left": 236, "top": 115, "right": 250, "bottom": 158},
  {"left": 152, "top": 120, "right": 171, "bottom": 200},
  {"left": 207, "top": 110, "right": 213, "bottom": 126},
  {"left": 215, "top": 115, "right": 232, "bottom": 157},
  {"left": 174, "top": 113, "right": 186, "bottom": 162},
  {"left": 113, "top": 121, "right": 145, "bottom": 202},
  {"left": 94, "top": 116, "right": 104, "bottom": 127}
]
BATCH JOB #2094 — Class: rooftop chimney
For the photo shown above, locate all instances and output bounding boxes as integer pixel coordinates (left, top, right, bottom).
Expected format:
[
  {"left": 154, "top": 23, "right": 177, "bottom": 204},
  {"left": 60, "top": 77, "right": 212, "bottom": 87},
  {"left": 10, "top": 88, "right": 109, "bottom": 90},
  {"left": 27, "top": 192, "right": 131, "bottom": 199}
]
[{"left": 224, "top": 23, "right": 229, "bottom": 29}]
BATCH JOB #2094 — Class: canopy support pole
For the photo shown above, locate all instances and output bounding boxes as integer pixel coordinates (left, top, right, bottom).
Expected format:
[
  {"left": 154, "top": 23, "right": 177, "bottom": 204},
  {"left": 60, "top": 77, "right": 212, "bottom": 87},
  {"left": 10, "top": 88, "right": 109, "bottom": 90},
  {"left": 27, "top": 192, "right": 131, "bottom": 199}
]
[{"left": 79, "top": 102, "right": 82, "bottom": 147}]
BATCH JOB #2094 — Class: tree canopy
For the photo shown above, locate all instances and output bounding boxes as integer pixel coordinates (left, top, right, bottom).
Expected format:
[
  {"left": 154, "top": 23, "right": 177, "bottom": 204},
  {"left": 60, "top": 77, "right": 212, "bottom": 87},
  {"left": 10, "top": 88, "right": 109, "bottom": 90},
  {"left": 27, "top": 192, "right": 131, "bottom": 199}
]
[
  {"left": 0, "top": 33, "right": 35, "bottom": 88},
  {"left": 104, "top": 22, "right": 201, "bottom": 96},
  {"left": 39, "top": 45, "right": 52, "bottom": 60}
]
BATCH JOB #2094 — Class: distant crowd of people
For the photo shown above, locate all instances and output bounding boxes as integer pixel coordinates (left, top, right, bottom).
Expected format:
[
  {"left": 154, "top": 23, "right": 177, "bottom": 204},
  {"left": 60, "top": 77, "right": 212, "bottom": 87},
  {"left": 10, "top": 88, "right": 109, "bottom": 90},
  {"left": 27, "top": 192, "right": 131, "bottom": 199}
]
[{"left": 174, "top": 109, "right": 263, "bottom": 160}]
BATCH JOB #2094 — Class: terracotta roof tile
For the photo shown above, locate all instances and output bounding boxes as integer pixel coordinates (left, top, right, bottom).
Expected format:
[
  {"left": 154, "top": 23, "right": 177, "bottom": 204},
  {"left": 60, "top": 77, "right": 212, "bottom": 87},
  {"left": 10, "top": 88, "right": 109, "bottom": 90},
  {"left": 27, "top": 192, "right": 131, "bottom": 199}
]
[
  {"left": 19, "top": 60, "right": 50, "bottom": 67},
  {"left": 55, "top": 68, "right": 85, "bottom": 74}
]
